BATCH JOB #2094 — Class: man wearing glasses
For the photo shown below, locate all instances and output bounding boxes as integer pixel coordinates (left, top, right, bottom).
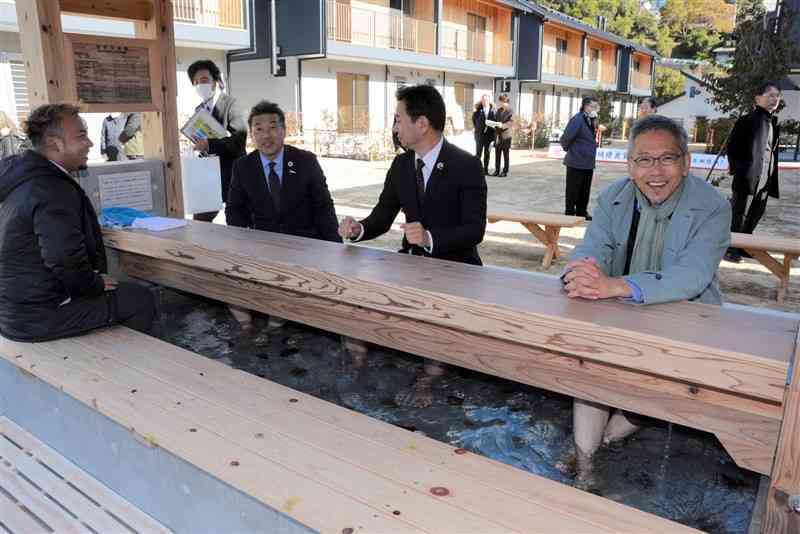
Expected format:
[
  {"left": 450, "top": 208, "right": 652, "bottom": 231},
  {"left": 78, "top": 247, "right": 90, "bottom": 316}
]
[{"left": 560, "top": 115, "right": 731, "bottom": 487}]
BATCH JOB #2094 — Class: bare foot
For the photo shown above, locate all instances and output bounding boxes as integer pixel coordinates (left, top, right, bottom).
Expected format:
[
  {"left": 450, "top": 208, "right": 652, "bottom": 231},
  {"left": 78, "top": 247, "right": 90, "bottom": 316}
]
[
  {"left": 395, "top": 374, "right": 437, "bottom": 408},
  {"left": 602, "top": 410, "right": 641, "bottom": 444},
  {"left": 342, "top": 337, "right": 368, "bottom": 368},
  {"left": 573, "top": 448, "right": 598, "bottom": 492}
]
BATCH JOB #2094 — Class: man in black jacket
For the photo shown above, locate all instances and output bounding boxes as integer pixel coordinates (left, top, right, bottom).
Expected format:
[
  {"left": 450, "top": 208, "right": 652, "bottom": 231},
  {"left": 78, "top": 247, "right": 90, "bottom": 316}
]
[
  {"left": 188, "top": 59, "right": 248, "bottom": 222},
  {"left": 724, "top": 81, "right": 782, "bottom": 263},
  {"left": 225, "top": 100, "right": 341, "bottom": 329},
  {"left": 472, "top": 94, "right": 495, "bottom": 174},
  {"left": 0, "top": 104, "right": 155, "bottom": 342},
  {"left": 339, "top": 84, "right": 487, "bottom": 406}
]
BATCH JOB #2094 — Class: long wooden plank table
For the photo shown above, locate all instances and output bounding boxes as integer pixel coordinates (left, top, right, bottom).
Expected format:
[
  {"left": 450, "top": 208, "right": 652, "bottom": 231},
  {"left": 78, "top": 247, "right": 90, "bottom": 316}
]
[
  {"left": 732, "top": 233, "right": 800, "bottom": 304},
  {"left": 104, "top": 222, "right": 798, "bottom": 481}
]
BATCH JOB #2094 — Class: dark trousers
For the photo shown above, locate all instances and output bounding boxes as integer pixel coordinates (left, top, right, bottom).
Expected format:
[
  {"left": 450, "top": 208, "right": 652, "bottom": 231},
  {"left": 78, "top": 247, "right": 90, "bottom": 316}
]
[
  {"left": 565, "top": 166, "right": 594, "bottom": 216},
  {"left": 495, "top": 145, "right": 510, "bottom": 174},
  {"left": 475, "top": 136, "right": 492, "bottom": 171},
  {"left": 45, "top": 282, "right": 156, "bottom": 341},
  {"left": 730, "top": 188, "right": 769, "bottom": 234},
  {"left": 193, "top": 211, "right": 218, "bottom": 223}
]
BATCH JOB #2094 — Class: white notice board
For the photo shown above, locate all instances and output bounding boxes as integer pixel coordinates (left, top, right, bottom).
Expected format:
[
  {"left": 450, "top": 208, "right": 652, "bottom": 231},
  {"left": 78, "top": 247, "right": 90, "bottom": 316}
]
[{"left": 98, "top": 170, "right": 153, "bottom": 211}]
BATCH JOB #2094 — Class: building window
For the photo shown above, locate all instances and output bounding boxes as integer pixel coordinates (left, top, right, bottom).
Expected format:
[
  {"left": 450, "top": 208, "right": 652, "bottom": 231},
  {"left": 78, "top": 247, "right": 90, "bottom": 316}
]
[
  {"left": 454, "top": 82, "right": 474, "bottom": 130},
  {"left": 634, "top": 60, "right": 641, "bottom": 72},
  {"left": 556, "top": 38, "right": 567, "bottom": 54},
  {"left": 337, "top": 73, "right": 369, "bottom": 134}
]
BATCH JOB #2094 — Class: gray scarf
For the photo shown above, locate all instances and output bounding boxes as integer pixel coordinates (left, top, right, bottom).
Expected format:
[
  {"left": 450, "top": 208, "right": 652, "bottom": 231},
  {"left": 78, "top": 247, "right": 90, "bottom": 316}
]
[{"left": 630, "top": 178, "right": 687, "bottom": 274}]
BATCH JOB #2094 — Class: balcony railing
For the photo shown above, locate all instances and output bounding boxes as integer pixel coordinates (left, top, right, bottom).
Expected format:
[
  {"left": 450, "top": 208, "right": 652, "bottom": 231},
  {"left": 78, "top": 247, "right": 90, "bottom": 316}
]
[
  {"left": 327, "top": 0, "right": 436, "bottom": 55},
  {"left": 173, "top": 0, "right": 245, "bottom": 29},
  {"left": 440, "top": 27, "right": 512, "bottom": 66},
  {"left": 542, "top": 50, "right": 582, "bottom": 78},
  {"left": 632, "top": 69, "right": 652, "bottom": 90}
]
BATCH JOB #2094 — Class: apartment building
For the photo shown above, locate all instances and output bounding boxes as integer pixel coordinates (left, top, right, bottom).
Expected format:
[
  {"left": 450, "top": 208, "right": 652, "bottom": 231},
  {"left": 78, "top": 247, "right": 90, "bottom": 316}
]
[
  {"left": 512, "top": 4, "right": 657, "bottom": 130},
  {"left": 228, "top": 0, "right": 656, "bottom": 155},
  {"left": 0, "top": 0, "right": 249, "bottom": 159}
]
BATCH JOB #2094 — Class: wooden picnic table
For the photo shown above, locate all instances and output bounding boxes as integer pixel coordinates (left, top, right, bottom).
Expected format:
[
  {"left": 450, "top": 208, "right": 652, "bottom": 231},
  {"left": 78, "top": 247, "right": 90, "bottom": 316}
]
[
  {"left": 732, "top": 232, "right": 800, "bottom": 304},
  {"left": 487, "top": 211, "right": 585, "bottom": 269}
]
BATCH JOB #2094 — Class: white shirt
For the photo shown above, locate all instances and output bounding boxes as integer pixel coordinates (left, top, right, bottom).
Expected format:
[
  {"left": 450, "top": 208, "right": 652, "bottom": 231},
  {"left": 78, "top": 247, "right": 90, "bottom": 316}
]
[
  {"left": 414, "top": 135, "right": 444, "bottom": 190},
  {"left": 351, "top": 136, "right": 444, "bottom": 252}
]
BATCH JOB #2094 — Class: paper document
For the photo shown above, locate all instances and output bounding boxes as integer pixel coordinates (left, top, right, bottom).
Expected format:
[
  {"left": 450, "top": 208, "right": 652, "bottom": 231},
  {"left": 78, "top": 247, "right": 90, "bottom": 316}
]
[
  {"left": 131, "top": 217, "right": 188, "bottom": 232},
  {"left": 180, "top": 109, "right": 229, "bottom": 141},
  {"left": 485, "top": 119, "right": 504, "bottom": 129}
]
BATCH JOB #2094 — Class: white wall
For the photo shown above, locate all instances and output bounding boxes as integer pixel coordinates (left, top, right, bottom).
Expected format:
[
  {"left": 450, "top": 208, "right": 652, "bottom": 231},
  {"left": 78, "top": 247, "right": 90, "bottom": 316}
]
[{"left": 229, "top": 57, "right": 300, "bottom": 120}]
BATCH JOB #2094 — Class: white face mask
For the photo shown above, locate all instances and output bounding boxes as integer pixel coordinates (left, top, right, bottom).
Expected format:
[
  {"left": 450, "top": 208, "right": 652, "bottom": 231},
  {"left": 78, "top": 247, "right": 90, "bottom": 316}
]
[
  {"left": 195, "top": 83, "right": 215, "bottom": 101},
  {"left": 588, "top": 110, "right": 598, "bottom": 118}
]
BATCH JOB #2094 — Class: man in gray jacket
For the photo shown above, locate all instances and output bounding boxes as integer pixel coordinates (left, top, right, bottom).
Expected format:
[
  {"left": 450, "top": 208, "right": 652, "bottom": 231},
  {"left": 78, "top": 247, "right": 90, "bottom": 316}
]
[
  {"left": 562, "top": 115, "right": 731, "bottom": 487},
  {"left": 560, "top": 97, "right": 599, "bottom": 220}
]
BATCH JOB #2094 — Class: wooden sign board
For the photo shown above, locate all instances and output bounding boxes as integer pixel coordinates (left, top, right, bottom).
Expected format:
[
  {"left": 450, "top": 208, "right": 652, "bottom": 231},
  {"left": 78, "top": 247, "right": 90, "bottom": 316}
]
[{"left": 63, "top": 33, "right": 162, "bottom": 113}]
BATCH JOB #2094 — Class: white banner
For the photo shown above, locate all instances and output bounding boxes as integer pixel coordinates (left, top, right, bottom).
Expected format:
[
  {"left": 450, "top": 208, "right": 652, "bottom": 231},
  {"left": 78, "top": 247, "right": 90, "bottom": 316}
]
[{"left": 547, "top": 143, "right": 730, "bottom": 171}]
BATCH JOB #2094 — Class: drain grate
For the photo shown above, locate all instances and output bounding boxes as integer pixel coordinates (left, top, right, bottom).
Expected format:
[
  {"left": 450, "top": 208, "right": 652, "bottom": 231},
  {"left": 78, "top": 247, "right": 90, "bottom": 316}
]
[{"left": 0, "top": 417, "right": 170, "bottom": 534}]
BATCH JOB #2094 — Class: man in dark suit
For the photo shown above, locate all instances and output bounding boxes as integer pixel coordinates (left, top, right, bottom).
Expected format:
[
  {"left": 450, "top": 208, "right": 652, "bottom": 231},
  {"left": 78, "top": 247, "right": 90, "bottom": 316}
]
[
  {"left": 492, "top": 94, "right": 514, "bottom": 177},
  {"left": 225, "top": 100, "right": 341, "bottom": 329},
  {"left": 472, "top": 94, "right": 495, "bottom": 174},
  {"left": 339, "top": 84, "right": 487, "bottom": 406},
  {"left": 188, "top": 59, "right": 248, "bottom": 222},
  {"left": 724, "top": 81, "right": 782, "bottom": 263}
]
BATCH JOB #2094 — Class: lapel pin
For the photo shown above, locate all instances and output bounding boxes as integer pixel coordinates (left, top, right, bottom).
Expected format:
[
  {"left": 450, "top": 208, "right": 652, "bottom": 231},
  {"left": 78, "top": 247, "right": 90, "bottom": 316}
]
[
  {"left": 436, "top": 162, "right": 444, "bottom": 170},
  {"left": 287, "top": 161, "right": 294, "bottom": 168}
]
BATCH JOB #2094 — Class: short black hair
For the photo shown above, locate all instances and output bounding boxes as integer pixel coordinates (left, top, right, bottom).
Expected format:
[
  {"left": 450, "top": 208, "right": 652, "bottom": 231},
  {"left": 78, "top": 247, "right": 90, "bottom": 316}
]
[
  {"left": 248, "top": 100, "right": 286, "bottom": 127},
  {"left": 188, "top": 59, "right": 221, "bottom": 83},
  {"left": 755, "top": 80, "right": 780, "bottom": 96},
  {"left": 24, "top": 103, "right": 81, "bottom": 149},
  {"left": 396, "top": 84, "right": 445, "bottom": 132},
  {"left": 641, "top": 96, "right": 658, "bottom": 109},
  {"left": 581, "top": 96, "right": 598, "bottom": 111}
]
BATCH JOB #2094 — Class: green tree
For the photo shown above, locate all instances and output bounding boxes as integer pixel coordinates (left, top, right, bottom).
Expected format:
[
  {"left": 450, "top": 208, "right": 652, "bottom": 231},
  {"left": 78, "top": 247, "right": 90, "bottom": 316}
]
[
  {"left": 654, "top": 66, "right": 685, "bottom": 103},
  {"left": 704, "top": 5, "right": 800, "bottom": 114}
]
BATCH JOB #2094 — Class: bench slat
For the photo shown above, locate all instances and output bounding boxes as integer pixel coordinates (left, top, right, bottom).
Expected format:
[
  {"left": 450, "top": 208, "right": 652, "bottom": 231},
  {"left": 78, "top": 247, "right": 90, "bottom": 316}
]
[
  {"left": 0, "top": 486, "right": 45, "bottom": 534},
  {"left": 732, "top": 233, "right": 800, "bottom": 256},
  {"left": 487, "top": 211, "right": 586, "bottom": 227}
]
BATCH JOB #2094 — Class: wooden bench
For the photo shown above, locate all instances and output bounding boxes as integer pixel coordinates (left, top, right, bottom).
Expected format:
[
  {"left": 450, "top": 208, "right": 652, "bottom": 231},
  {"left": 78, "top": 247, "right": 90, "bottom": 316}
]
[
  {"left": 101, "top": 222, "right": 800, "bottom": 531},
  {"left": 0, "top": 416, "right": 170, "bottom": 534},
  {"left": 487, "top": 211, "right": 585, "bottom": 269},
  {"left": 0, "top": 327, "right": 699, "bottom": 533},
  {"left": 731, "top": 232, "right": 800, "bottom": 304}
]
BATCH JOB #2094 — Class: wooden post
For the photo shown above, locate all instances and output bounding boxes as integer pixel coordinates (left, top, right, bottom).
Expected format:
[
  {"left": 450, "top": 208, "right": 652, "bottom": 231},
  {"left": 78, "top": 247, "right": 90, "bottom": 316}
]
[
  {"left": 15, "top": 0, "right": 69, "bottom": 107},
  {"left": 763, "top": 332, "right": 800, "bottom": 533},
  {"left": 136, "top": 0, "right": 184, "bottom": 217}
]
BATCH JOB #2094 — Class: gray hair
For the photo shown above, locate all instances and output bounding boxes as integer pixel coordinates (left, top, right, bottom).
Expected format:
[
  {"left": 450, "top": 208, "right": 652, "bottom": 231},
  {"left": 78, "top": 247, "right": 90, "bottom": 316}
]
[{"left": 627, "top": 114, "right": 689, "bottom": 155}]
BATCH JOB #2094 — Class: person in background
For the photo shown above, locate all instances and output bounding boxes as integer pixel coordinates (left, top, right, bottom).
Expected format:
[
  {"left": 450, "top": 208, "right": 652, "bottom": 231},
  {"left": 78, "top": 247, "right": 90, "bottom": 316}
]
[
  {"left": 0, "top": 104, "right": 155, "bottom": 342},
  {"left": 118, "top": 113, "right": 143, "bottom": 160},
  {"left": 492, "top": 94, "right": 513, "bottom": 177},
  {"left": 638, "top": 96, "right": 658, "bottom": 118},
  {"left": 188, "top": 59, "right": 248, "bottom": 223},
  {"left": 472, "top": 94, "right": 495, "bottom": 175},
  {"left": 562, "top": 115, "right": 730, "bottom": 487},
  {"left": 724, "top": 81, "right": 782, "bottom": 263},
  {"left": 561, "top": 97, "right": 599, "bottom": 220},
  {"left": 0, "top": 110, "right": 28, "bottom": 160},
  {"left": 100, "top": 113, "right": 127, "bottom": 161}
]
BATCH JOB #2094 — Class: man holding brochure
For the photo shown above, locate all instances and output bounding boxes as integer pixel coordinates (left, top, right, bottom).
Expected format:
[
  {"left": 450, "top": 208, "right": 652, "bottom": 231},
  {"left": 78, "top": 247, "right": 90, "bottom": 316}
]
[{"left": 186, "top": 59, "right": 247, "bottom": 222}]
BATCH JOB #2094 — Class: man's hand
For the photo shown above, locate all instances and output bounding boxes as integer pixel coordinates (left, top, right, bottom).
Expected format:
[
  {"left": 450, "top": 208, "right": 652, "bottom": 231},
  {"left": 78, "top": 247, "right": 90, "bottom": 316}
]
[
  {"left": 562, "top": 257, "right": 631, "bottom": 300},
  {"left": 101, "top": 274, "right": 119, "bottom": 292},
  {"left": 192, "top": 136, "right": 210, "bottom": 153},
  {"left": 338, "top": 216, "right": 362, "bottom": 240},
  {"left": 401, "top": 222, "right": 430, "bottom": 248}
]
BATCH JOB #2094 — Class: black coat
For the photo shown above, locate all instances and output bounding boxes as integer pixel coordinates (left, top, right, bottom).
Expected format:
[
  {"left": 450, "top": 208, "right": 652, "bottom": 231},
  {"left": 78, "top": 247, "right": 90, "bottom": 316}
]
[
  {"left": 472, "top": 105, "right": 496, "bottom": 142},
  {"left": 359, "top": 139, "right": 487, "bottom": 265},
  {"left": 226, "top": 145, "right": 342, "bottom": 243},
  {"left": 206, "top": 94, "right": 248, "bottom": 203},
  {"left": 494, "top": 106, "right": 514, "bottom": 150},
  {"left": 0, "top": 151, "right": 106, "bottom": 340},
  {"left": 727, "top": 106, "right": 780, "bottom": 199}
]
